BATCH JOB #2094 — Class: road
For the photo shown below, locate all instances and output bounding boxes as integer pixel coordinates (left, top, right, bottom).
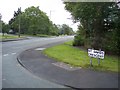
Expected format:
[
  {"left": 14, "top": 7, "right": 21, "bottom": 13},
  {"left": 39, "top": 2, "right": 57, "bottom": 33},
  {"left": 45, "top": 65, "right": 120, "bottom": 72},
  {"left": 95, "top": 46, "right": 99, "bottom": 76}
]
[{"left": 1, "top": 36, "right": 73, "bottom": 88}]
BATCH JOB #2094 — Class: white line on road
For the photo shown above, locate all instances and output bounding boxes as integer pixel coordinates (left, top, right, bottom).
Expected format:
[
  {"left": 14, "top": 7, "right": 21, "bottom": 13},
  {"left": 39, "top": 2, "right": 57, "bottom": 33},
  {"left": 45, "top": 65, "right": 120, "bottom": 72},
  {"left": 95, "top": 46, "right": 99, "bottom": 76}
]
[
  {"left": 16, "top": 64, "right": 21, "bottom": 67},
  {"left": 2, "top": 79, "right": 6, "bottom": 81},
  {"left": 3, "top": 53, "right": 16, "bottom": 56},
  {"left": 3, "top": 54, "right": 9, "bottom": 56},
  {"left": 11, "top": 53, "right": 16, "bottom": 55}
]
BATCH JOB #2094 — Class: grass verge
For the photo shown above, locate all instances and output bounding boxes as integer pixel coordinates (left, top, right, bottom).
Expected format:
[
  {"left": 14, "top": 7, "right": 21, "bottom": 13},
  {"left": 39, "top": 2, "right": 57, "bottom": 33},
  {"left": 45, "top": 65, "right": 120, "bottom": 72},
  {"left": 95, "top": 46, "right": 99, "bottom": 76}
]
[
  {"left": 43, "top": 41, "right": 119, "bottom": 72},
  {"left": 21, "top": 34, "right": 52, "bottom": 37},
  {"left": 0, "top": 34, "right": 25, "bottom": 40}
]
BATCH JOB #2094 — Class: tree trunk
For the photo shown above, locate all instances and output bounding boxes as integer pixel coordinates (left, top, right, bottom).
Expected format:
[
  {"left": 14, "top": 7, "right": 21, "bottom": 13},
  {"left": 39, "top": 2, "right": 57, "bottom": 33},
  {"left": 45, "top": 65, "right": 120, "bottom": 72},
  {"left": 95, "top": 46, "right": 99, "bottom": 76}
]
[{"left": 92, "top": 18, "right": 104, "bottom": 49}]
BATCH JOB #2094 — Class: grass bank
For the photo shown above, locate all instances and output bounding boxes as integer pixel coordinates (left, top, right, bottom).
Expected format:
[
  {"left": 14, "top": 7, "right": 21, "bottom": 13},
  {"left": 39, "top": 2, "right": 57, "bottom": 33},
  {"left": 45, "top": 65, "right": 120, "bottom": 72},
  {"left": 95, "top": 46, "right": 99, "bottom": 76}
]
[{"left": 43, "top": 41, "right": 119, "bottom": 72}]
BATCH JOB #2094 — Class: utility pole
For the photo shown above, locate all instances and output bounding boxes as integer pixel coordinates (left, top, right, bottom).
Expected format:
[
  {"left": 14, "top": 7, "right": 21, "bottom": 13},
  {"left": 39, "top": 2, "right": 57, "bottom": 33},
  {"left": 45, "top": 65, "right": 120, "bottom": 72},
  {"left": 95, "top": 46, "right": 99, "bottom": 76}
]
[
  {"left": 49, "top": 10, "right": 53, "bottom": 35},
  {"left": 50, "top": 10, "right": 51, "bottom": 20},
  {"left": 18, "top": 14, "right": 20, "bottom": 38},
  {"left": 49, "top": 10, "right": 55, "bottom": 20},
  {"left": 18, "top": 7, "right": 21, "bottom": 38},
  {"left": 0, "top": 13, "right": 2, "bottom": 34}
]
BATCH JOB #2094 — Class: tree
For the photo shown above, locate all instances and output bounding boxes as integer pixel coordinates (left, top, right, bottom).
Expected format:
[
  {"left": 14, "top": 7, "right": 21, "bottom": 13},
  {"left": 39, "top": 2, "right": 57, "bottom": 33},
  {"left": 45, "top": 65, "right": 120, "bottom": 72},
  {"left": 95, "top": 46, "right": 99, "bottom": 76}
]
[
  {"left": 8, "top": 6, "right": 59, "bottom": 36},
  {"left": 64, "top": 2, "right": 119, "bottom": 54},
  {"left": 2, "top": 21, "right": 10, "bottom": 36},
  {"left": 9, "top": 7, "right": 22, "bottom": 35},
  {"left": 57, "top": 24, "right": 74, "bottom": 35}
]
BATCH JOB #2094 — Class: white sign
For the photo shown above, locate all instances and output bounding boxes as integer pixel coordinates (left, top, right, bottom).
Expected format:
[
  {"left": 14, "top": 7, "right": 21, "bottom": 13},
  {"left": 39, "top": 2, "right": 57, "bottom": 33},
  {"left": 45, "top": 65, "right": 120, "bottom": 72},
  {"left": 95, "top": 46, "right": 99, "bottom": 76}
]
[{"left": 88, "top": 49, "right": 105, "bottom": 59}]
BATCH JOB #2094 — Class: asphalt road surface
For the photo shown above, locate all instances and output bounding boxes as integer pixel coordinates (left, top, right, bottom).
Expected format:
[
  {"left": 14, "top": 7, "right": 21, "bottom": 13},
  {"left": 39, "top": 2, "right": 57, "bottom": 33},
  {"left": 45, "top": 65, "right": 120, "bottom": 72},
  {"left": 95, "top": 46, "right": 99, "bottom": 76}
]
[{"left": 2, "top": 36, "right": 73, "bottom": 88}]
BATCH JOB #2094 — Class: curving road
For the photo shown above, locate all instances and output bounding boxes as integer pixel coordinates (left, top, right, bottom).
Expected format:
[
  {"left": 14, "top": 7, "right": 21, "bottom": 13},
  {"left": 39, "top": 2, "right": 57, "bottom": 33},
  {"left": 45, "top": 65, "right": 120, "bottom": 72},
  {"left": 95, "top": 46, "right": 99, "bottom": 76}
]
[{"left": 2, "top": 36, "right": 73, "bottom": 88}]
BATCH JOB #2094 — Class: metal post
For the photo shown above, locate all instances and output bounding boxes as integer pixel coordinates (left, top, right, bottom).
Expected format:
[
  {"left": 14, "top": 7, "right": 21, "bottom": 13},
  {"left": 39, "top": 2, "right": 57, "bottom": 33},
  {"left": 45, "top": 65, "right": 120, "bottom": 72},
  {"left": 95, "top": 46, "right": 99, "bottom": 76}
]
[
  {"left": 98, "top": 58, "right": 100, "bottom": 66},
  {"left": 90, "top": 57, "right": 93, "bottom": 67},
  {"left": 98, "top": 49, "right": 101, "bottom": 66}
]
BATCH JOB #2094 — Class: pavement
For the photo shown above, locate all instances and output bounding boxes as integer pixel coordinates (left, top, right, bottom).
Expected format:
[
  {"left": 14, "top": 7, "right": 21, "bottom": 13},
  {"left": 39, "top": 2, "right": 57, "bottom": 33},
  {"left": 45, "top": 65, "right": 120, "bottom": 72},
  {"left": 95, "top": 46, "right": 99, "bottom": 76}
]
[{"left": 17, "top": 41, "right": 119, "bottom": 88}]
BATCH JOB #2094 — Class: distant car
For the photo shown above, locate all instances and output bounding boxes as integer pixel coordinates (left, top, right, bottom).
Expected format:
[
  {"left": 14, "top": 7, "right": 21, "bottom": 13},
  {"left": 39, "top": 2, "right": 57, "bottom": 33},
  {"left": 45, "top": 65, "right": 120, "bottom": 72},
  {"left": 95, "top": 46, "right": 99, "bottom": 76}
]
[{"left": 8, "top": 29, "right": 15, "bottom": 34}]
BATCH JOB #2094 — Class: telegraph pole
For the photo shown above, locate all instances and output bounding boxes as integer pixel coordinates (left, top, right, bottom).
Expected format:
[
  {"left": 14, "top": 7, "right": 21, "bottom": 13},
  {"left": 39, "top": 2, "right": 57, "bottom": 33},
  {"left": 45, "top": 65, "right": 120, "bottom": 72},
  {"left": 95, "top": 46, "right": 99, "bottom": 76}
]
[
  {"left": 50, "top": 10, "right": 51, "bottom": 20},
  {"left": 0, "top": 13, "right": 2, "bottom": 34},
  {"left": 49, "top": 10, "right": 55, "bottom": 20},
  {"left": 18, "top": 7, "right": 21, "bottom": 38},
  {"left": 18, "top": 14, "right": 20, "bottom": 37}
]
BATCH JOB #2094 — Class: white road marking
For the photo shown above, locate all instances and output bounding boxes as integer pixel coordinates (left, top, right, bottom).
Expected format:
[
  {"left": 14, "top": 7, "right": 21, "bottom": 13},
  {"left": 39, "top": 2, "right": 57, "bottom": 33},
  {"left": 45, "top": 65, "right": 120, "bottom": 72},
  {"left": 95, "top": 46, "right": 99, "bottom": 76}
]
[
  {"left": 52, "top": 62, "right": 81, "bottom": 71},
  {"left": 16, "top": 64, "right": 21, "bottom": 67},
  {"left": 35, "top": 48, "right": 46, "bottom": 51},
  {"left": 2, "top": 79, "right": 6, "bottom": 81},
  {"left": 11, "top": 53, "right": 16, "bottom": 55},
  {"left": 3, "top": 54, "right": 9, "bottom": 56},
  {"left": 3, "top": 53, "right": 16, "bottom": 56}
]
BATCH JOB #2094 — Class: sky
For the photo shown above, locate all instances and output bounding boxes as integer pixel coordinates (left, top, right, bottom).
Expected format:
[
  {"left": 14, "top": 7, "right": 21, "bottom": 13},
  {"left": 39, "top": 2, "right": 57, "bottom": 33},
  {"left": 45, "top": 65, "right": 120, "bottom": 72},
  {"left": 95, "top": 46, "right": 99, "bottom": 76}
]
[{"left": 0, "top": 0, "right": 79, "bottom": 31}]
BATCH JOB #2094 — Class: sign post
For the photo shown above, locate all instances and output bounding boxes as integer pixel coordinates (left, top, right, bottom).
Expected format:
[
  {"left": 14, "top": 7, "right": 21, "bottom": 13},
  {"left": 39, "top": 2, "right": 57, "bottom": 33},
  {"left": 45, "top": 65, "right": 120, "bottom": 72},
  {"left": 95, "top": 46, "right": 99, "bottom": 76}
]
[
  {"left": 98, "top": 58, "right": 100, "bottom": 65},
  {"left": 88, "top": 49, "right": 105, "bottom": 66},
  {"left": 98, "top": 49, "right": 101, "bottom": 66},
  {"left": 90, "top": 57, "right": 93, "bottom": 67}
]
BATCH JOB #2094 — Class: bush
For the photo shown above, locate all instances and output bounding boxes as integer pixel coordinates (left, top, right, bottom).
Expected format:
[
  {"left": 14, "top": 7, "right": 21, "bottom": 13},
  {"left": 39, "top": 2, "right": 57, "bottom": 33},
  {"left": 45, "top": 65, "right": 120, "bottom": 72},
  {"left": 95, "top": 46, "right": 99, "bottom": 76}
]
[
  {"left": 102, "top": 30, "right": 119, "bottom": 55},
  {"left": 73, "top": 35, "right": 85, "bottom": 46}
]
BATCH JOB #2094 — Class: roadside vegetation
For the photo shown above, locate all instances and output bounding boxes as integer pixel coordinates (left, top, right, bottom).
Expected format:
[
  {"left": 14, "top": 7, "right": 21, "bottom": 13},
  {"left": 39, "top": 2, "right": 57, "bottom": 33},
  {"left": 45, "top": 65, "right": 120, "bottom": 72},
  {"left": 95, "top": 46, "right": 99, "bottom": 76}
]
[
  {"left": 1, "top": 6, "right": 74, "bottom": 37},
  {"left": 64, "top": 2, "right": 120, "bottom": 55},
  {"left": 44, "top": 41, "right": 119, "bottom": 72}
]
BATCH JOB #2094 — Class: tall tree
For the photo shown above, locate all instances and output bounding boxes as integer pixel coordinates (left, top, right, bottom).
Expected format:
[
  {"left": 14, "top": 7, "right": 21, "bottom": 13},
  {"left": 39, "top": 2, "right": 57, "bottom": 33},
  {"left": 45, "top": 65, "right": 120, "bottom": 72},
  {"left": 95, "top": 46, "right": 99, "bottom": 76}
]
[
  {"left": 2, "top": 21, "right": 10, "bottom": 36},
  {"left": 64, "top": 2, "right": 119, "bottom": 53},
  {"left": 9, "top": 7, "right": 22, "bottom": 35},
  {"left": 57, "top": 24, "right": 74, "bottom": 35},
  {"left": 9, "top": 6, "right": 59, "bottom": 36}
]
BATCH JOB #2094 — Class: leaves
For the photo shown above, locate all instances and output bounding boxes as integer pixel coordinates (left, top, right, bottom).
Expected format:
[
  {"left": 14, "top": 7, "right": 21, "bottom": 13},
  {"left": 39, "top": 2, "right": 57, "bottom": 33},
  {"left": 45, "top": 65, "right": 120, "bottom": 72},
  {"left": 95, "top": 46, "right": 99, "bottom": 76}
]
[
  {"left": 57, "top": 24, "right": 74, "bottom": 35},
  {"left": 64, "top": 2, "right": 119, "bottom": 54},
  {"left": 8, "top": 6, "right": 59, "bottom": 35}
]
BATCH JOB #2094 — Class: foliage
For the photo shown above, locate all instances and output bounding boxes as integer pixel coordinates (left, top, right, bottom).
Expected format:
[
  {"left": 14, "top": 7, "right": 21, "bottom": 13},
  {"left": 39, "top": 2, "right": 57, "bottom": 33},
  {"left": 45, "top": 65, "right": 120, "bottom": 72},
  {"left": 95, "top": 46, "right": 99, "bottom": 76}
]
[
  {"left": 57, "top": 24, "right": 74, "bottom": 35},
  {"left": 2, "top": 21, "right": 10, "bottom": 35},
  {"left": 64, "top": 2, "right": 120, "bottom": 55},
  {"left": 9, "top": 6, "right": 59, "bottom": 35},
  {"left": 73, "top": 25, "right": 85, "bottom": 46}
]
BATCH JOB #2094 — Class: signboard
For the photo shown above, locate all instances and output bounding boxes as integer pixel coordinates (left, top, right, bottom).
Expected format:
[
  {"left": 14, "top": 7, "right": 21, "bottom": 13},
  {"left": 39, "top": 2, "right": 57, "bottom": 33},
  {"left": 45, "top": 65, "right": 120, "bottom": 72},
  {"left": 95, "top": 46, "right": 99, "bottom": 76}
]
[{"left": 88, "top": 49, "right": 105, "bottom": 59}]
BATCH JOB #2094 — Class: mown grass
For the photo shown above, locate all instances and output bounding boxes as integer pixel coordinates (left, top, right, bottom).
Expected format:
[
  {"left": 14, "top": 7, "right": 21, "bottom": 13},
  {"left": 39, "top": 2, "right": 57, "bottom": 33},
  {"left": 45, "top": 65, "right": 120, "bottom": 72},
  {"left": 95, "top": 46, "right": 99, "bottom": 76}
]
[
  {"left": 0, "top": 34, "right": 25, "bottom": 40},
  {"left": 43, "top": 41, "right": 119, "bottom": 72},
  {"left": 21, "top": 34, "right": 51, "bottom": 37}
]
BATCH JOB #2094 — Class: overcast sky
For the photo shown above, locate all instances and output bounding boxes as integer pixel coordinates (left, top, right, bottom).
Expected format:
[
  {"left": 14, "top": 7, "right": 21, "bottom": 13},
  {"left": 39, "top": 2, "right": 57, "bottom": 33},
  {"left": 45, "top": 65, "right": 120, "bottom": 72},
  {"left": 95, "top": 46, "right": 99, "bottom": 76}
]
[{"left": 0, "top": 0, "right": 79, "bottom": 31}]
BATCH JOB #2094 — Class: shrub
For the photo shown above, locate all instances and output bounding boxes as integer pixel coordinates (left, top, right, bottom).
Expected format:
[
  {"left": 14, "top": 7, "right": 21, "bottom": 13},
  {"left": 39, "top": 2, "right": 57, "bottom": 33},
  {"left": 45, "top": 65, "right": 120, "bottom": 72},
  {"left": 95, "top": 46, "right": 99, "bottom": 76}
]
[{"left": 73, "top": 35, "right": 85, "bottom": 46}]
